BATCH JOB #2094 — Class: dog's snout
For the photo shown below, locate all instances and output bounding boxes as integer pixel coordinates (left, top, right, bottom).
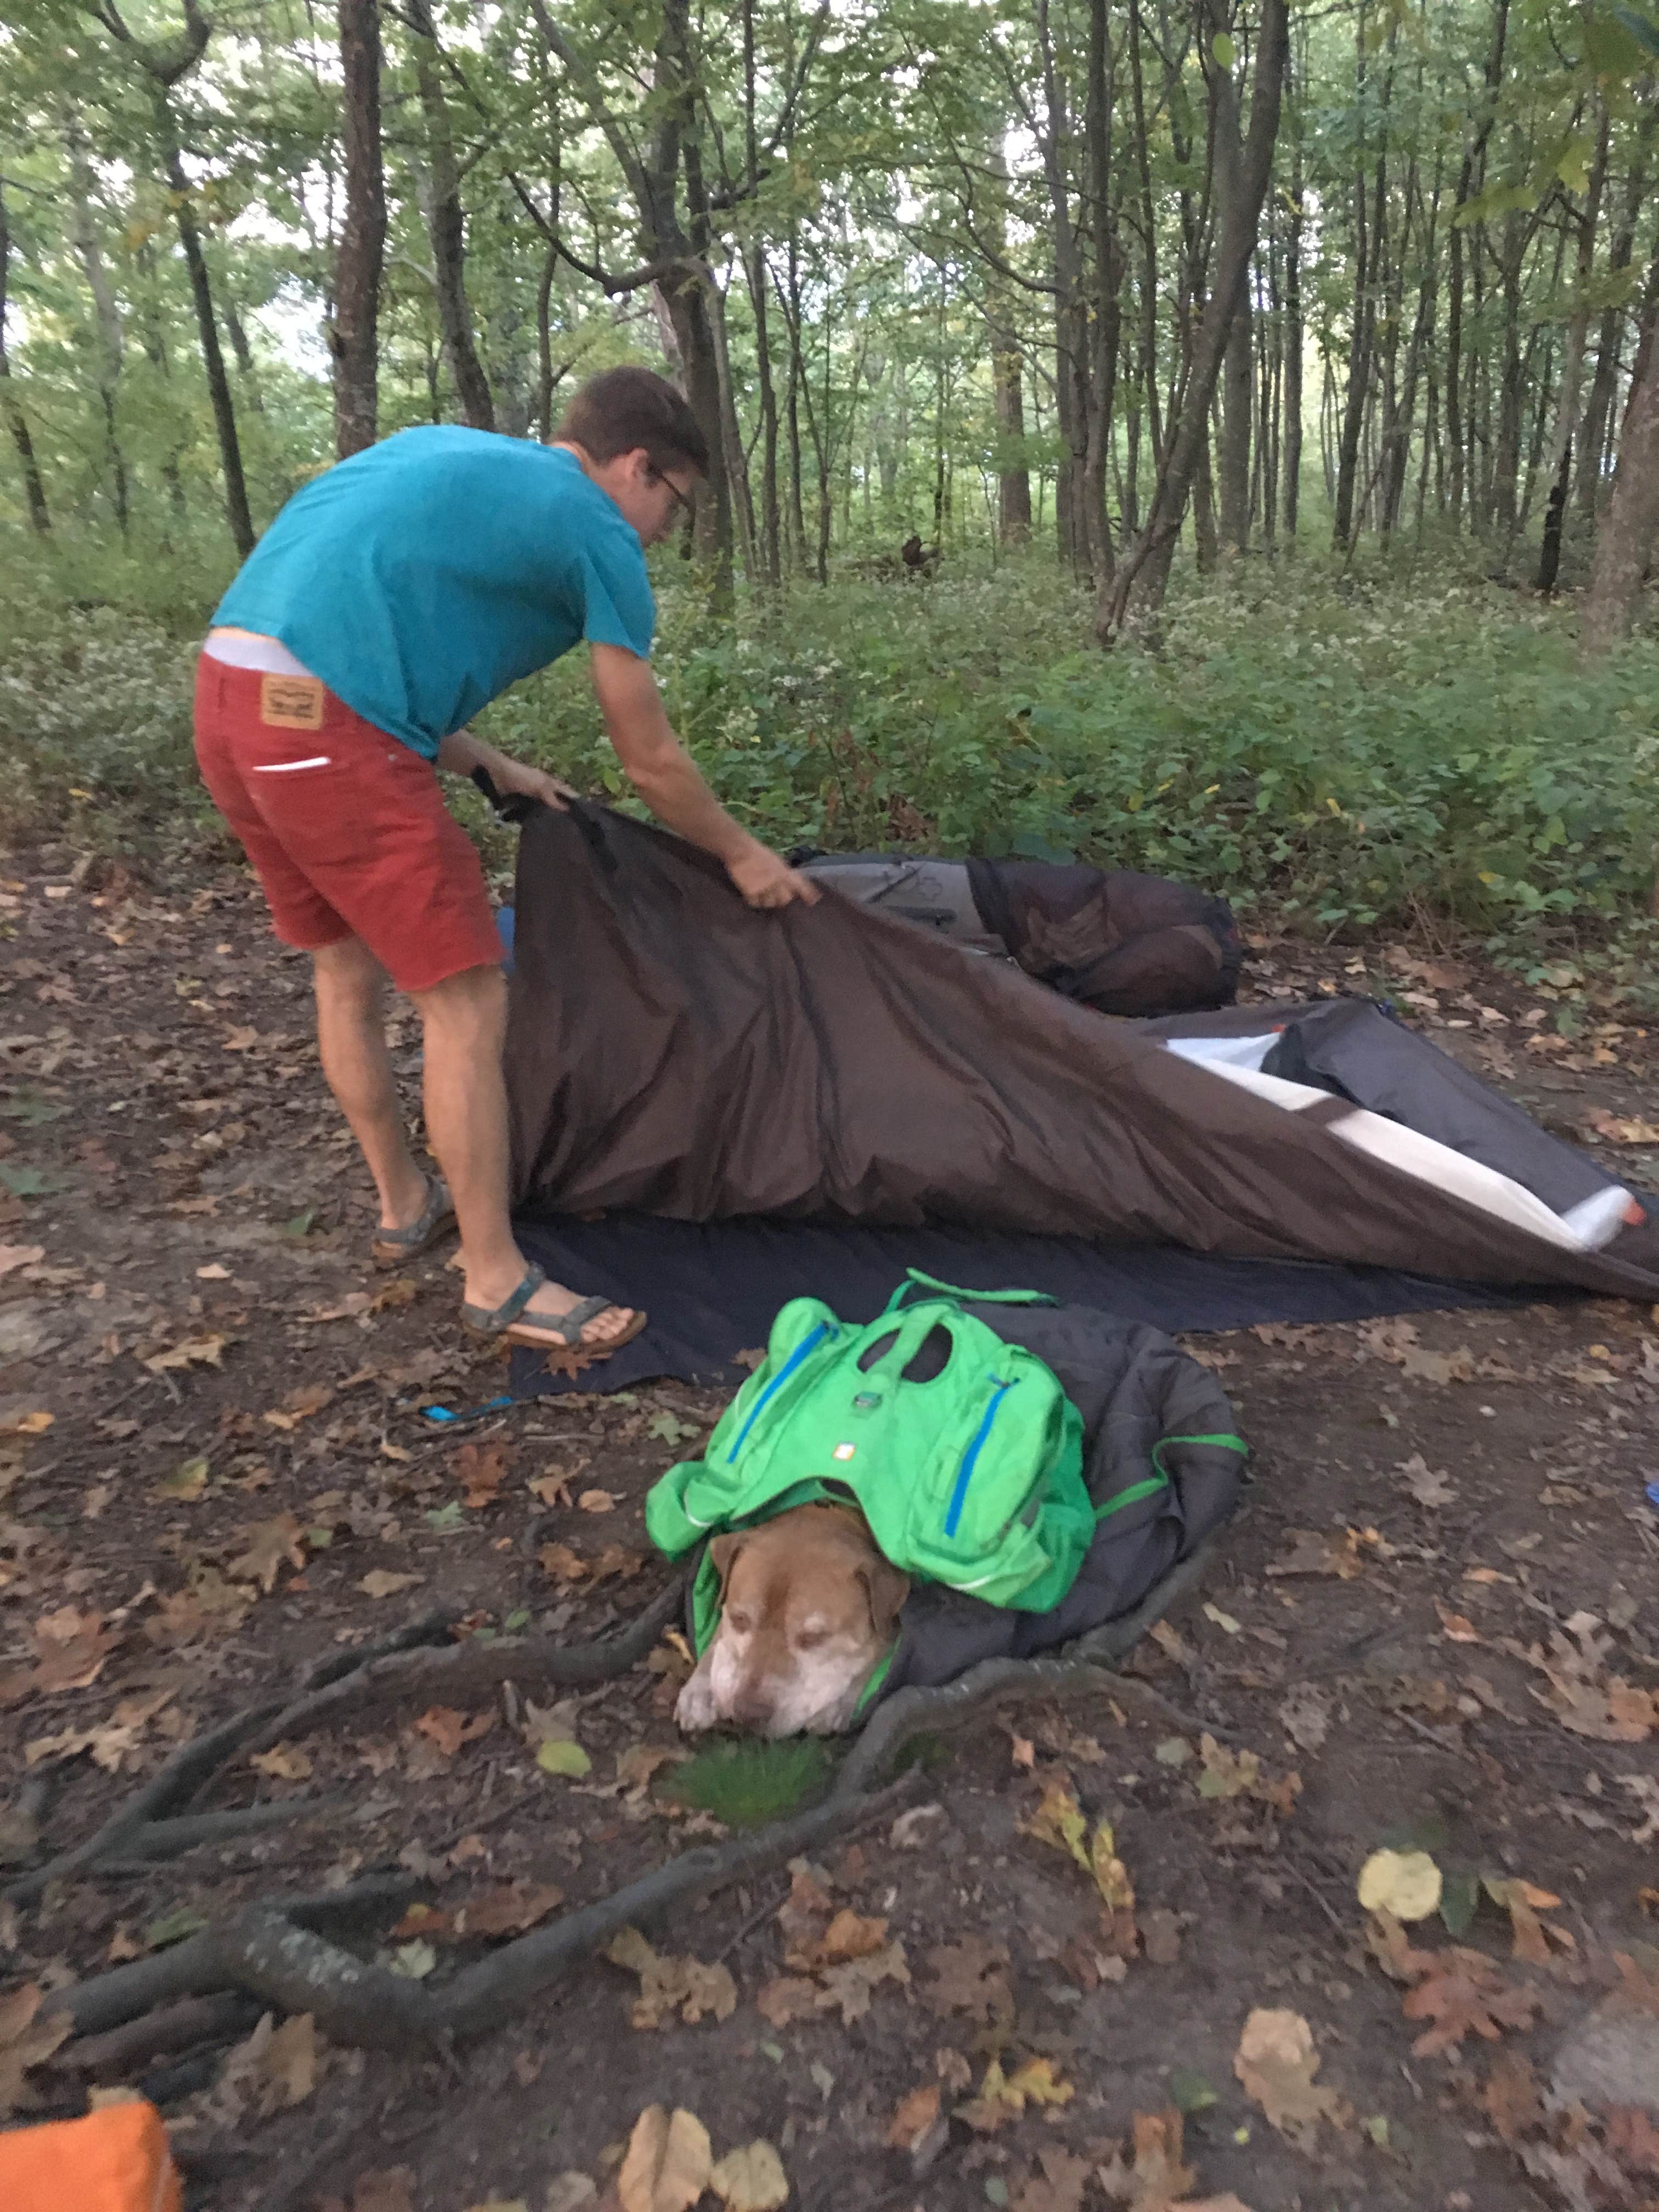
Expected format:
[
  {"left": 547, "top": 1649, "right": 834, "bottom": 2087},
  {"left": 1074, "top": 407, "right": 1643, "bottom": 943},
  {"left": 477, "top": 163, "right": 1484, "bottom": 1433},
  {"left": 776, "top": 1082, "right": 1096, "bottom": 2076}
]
[{"left": 729, "top": 1682, "right": 774, "bottom": 1727}]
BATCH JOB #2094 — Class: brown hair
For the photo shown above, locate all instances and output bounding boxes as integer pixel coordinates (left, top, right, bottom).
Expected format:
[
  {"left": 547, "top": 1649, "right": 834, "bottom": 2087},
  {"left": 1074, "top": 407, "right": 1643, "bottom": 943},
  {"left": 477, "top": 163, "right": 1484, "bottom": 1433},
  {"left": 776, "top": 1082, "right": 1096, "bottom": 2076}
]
[{"left": 556, "top": 366, "right": 709, "bottom": 477}]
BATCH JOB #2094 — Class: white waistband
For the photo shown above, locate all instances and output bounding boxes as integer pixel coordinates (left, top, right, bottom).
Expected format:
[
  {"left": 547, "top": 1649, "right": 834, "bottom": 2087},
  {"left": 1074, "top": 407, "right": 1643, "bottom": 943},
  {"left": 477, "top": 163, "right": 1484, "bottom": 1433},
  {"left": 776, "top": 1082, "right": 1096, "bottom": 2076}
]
[{"left": 202, "top": 630, "right": 315, "bottom": 678}]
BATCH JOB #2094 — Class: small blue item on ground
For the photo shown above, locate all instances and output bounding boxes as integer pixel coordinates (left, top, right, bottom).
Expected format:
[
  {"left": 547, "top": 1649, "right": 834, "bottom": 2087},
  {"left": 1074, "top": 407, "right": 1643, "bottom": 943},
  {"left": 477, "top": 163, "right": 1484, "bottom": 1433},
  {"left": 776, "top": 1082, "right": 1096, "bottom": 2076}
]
[{"left": 421, "top": 1393, "right": 515, "bottom": 1426}]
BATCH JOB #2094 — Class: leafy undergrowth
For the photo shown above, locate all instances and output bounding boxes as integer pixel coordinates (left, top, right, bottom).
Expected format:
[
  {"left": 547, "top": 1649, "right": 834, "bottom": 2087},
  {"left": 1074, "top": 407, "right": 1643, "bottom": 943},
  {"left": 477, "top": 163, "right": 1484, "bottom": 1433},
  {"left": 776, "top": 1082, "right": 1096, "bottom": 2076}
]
[{"left": 4, "top": 540, "right": 1658, "bottom": 988}]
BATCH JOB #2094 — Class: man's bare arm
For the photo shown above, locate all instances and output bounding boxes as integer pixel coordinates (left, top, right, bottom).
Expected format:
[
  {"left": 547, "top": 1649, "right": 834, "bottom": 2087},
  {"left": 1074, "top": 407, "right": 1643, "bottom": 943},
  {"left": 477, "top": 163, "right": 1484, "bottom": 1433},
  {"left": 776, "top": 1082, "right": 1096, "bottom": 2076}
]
[{"left": 590, "top": 643, "right": 817, "bottom": 909}]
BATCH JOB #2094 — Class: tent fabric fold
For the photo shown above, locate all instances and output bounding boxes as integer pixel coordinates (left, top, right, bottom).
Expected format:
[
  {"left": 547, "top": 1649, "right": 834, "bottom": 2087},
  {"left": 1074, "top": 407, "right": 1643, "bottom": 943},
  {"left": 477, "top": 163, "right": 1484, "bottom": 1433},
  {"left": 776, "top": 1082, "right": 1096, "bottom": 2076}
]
[{"left": 504, "top": 805, "right": 1659, "bottom": 1301}]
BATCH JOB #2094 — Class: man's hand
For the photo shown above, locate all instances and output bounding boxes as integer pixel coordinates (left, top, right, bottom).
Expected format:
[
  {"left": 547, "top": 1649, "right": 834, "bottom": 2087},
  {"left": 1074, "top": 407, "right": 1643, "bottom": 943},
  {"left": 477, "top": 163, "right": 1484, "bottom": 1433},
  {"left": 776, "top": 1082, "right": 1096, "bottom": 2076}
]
[
  {"left": 488, "top": 754, "right": 577, "bottom": 811},
  {"left": 437, "top": 727, "right": 576, "bottom": 811},
  {"left": 726, "top": 840, "right": 821, "bottom": 910}
]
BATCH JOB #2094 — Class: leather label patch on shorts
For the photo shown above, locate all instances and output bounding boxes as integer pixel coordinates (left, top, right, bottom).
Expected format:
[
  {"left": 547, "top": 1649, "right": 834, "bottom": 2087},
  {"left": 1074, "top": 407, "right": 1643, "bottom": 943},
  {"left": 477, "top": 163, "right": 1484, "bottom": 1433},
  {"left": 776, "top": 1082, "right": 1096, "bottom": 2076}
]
[{"left": 259, "top": 674, "right": 326, "bottom": 731}]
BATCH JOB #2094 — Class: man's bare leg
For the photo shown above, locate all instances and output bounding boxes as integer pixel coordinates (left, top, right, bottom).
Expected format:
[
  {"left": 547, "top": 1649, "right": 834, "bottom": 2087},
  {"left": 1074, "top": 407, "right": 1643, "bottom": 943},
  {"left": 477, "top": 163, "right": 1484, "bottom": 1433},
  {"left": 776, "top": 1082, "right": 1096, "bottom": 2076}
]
[
  {"left": 412, "top": 963, "right": 637, "bottom": 1346},
  {"left": 312, "top": 938, "right": 429, "bottom": 1233}
]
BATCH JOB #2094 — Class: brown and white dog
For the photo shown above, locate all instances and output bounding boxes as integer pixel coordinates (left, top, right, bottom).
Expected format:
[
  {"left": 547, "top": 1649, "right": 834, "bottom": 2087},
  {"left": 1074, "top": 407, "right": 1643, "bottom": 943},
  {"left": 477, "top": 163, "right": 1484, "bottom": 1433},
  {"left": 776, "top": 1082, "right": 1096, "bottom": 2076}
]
[{"left": 674, "top": 1504, "right": 910, "bottom": 1737}]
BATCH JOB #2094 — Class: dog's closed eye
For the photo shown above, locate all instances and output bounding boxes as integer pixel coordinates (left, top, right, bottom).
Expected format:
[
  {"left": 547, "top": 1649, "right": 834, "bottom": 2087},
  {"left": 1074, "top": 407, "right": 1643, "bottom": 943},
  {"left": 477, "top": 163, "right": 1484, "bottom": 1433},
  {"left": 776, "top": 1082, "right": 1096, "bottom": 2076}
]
[{"left": 727, "top": 1609, "right": 754, "bottom": 1635}]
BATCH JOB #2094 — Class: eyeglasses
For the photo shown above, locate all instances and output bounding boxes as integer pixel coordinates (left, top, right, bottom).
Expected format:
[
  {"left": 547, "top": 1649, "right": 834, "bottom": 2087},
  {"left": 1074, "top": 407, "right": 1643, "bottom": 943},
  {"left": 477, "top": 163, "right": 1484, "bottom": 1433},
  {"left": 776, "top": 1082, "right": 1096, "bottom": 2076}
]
[{"left": 649, "top": 466, "right": 695, "bottom": 523}]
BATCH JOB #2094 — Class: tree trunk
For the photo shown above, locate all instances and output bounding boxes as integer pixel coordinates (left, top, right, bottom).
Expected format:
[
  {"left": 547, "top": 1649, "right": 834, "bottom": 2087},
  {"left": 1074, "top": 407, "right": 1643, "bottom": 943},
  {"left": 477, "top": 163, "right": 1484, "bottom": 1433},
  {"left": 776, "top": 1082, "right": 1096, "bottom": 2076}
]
[
  {"left": 1283, "top": 71, "right": 1304, "bottom": 540},
  {"left": 0, "top": 170, "right": 49, "bottom": 535},
  {"left": 1097, "top": 0, "right": 1288, "bottom": 636},
  {"left": 1212, "top": 26, "right": 1252, "bottom": 557},
  {"left": 746, "top": 249, "right": 782, "bottom": 583},
  {"left": 1333, "top": 7, "right": 1373, "bottom": 550},
  {"left": 64, "top": 113, "right": 128, "bottom": 536},
  {"left": 409, "top": 0, "right": 495, "bottom": 432},
  {"left": 333, "top": 0, "right": 386, "bottom": 458},
  {"left": 1582, "top": 287, "right": 1659, "bottom": 660},
  {"left": 153, "top": 87, "right": 255, "bottom": 555},
  {"left": 986, "top": 142, "right": 1032, "bottom": 544},
  {"left": 1083, "top": 0, "right": 1119, "bottom": 578},
  {"left": 741, "top": 0, "right": 781, "bottom": 583}
]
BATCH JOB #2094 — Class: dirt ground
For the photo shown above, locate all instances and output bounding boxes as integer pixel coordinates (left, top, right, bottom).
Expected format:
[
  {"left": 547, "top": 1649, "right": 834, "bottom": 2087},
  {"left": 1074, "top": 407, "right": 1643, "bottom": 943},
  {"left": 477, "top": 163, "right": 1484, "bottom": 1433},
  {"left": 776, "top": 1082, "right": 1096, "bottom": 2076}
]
[{"left": 2, "top": 842, "right": 1658, "bottom": 2212}]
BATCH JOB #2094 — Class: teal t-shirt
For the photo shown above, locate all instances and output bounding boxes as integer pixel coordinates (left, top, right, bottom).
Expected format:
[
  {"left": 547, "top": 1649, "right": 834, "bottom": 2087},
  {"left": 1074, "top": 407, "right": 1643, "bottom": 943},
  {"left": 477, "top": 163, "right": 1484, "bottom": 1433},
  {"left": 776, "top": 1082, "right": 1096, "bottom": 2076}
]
[{"left": 213, "top": 427, "right": 656, "bottom": 758}]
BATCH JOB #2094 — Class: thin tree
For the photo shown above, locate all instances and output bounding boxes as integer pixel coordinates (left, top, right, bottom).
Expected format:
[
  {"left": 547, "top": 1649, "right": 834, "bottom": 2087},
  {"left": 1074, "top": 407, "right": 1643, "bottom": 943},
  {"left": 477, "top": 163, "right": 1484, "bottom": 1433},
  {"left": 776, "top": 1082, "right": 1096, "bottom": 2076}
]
[
  {"left": 0, "top": 169, "right": 49, "bottom": 534},
  {"left": 1096, "top": 0, "right": 1288, "bottom": 639},
  {"left": 331, "top": 0, "right": 386, "bottom": 458},
  {"left": 88, "top": 0, "right": 255, "bottom": 556}
]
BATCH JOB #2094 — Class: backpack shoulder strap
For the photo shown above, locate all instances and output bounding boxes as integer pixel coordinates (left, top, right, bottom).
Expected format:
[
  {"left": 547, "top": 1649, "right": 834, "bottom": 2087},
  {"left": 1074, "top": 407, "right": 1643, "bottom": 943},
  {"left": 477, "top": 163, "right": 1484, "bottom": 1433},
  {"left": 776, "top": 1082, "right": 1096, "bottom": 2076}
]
[{"left": 881, "top": 1268, "right": 1060, "bottom": 1316}]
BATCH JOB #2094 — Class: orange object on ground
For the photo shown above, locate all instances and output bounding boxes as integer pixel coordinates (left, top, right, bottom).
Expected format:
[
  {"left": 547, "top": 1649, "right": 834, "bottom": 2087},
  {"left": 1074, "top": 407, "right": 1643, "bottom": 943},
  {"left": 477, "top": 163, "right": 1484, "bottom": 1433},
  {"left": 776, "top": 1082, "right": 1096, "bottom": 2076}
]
[{"left": 0, "top": 2097, "right": 183, "bottom": 2212}]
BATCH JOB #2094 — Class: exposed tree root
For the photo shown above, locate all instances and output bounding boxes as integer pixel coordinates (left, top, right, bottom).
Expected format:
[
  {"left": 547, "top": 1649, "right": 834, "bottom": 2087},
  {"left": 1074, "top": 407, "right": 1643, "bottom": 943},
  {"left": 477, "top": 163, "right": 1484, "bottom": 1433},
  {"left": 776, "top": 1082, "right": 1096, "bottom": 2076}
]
[
  {"left": 46, "top": 1875, "right": 417, "bottom": 2038},
  {"left": 34, "top": 1548, "right": 1213, "bottom": 2056},
  {"left": 30, "top": 1545, "right": 1214, "bottom": 2064},
  {"left": 51, "top": 1993, "right": 263, "bottom": 2079},
  {"left": 235, "top": 1573, "right": 688, "bottom": 1761}
]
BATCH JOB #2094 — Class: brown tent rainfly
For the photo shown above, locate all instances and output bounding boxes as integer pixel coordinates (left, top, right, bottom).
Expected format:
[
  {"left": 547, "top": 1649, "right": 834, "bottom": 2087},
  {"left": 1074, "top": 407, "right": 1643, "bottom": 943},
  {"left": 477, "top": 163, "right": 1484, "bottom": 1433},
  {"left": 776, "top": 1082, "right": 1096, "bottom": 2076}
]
[{"left": 505, "top": 806, "right": 1659, "bottom": 1304}]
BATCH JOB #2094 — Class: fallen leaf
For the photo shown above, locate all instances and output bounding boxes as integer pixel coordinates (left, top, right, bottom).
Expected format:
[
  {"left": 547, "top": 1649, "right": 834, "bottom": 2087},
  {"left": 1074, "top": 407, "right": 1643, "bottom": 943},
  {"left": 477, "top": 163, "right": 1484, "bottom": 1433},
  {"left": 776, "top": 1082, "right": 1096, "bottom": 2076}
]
[
  {"left": 1400, "top": 1948, "right": 1541, "bottom": 2056},
  {"left": 606, "top": 1927, "right": 737, "bottom": 2029},
  {"left": 155, "top": 1457, "right": 210, "bottom": 1502},
  {"left": 1268, "top": 1528, "right": 1363, "bottom": 1580},
  {"left": 414, "top": 1706, "right": 493, "bottom": 1761},
  {"left": 618, "top": 2105, "right": 712, "bottom": 2212},
  {"left": 7, "top": 1605, "right": 120, "bottom": 1699},
  {"left": 196, "top": 1262, "right": 232, "bottom": 1279},
  {"left": 754, "top": 1977, "right": 819, "bottom": 2028},
  {"left": 1233, "top": 2008, "right": 1347, "bottom": 2149},
  {"left": 1012, "top": 2147, "right": 1095, "bottom": 2212},
  {"left": 0, "top": 1983, "right": 72, "bottom": 2115},
  {"left": 1277, "top": 1683, "right": 1330, "bottom": 1753},
  {"left": 1097, "top": 2107, "right": 1195, "bottom": 2208},
  {"left": 216, "top": 2010, "right": 319, "bottom": 2119},
  {"left": 1142, "top": 1910, "right": 1182, "bottom": 1967},
  {"left": 229, "top": 1514, "right": 306, "bottom": 1593},
  {"left": 544, "top": 2178, "right": 599, "bottom": 2212},
  {"left": 578, "top": 1489, "right": 618, "bottom": 1514},
  {"left": 958, "top": 2055, "right": 1074, "bottom": 2132},
  {"left": 0, "top": 1246, "right": 45, "bottom": 1280},
  {"left": 249, "top": 1742, "right": 313, "bottom": 1783},
  {"left": 456, "top": 1442, "right": 510, "bottom": 1510},
  {"left": 358, "top": 1570, "right": 425, "bottom": 1599},
  {"left": 921, "top": 1937, "right": 1014, "bottom": 2025},
  {"left": 1398, "top": 1454, "right": 1457, "bottom": 1509},
  {"left": 1201, "top": 1601, "right": 1243, "bottom": 1631},
  {"left": 1357, "top": 1848, "right": 1443, "bottom": 1923},
  {"left": 1196, "top": 1735, "right": 1259, "bottom": 1801},
  {"left": 708, "top": 2140, "right": 789, "bottom": 2211},
  {"left": 887, "top": 2085, "right": 941, "bottom": 2151},
  {"left": 1435, "top": 1601, "right": 1482, "bottom": 1645},
  {"left": 1482, "top": 2049, "right": 1543, "bottom": 2145},
  {"left": 389, "top": 1939, "right": 437, "bottom": 1980},
  {"left": 536, "top": 1737, "right": 591, "bottom": 1778},
  {"left": 341, "top": 2169, "right": 416, "bottom": 2212},
  {"left": 785, "top": 1908, "right": 889, "bottom": 1972},
  {"left": 142, "top": 1333, "right": 227, "bottom": 1374},
  {"left": 812, "top": 1942, "right": 909, "bottom": 2024},
  {"left": 1019, "top": 1779, "right": 1091, "bottom": 1870}
]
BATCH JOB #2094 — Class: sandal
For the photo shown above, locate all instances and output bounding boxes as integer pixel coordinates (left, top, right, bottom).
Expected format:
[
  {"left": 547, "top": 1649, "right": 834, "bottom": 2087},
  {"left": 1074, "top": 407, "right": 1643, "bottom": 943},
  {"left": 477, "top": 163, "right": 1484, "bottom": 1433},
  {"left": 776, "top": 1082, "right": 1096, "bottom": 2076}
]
[
  {"left": 460, "top": 1265, "right": 648, "bottom": 1354},
  {"left": 371, "top": 1175, "right": 456, "bottom": 1269}
]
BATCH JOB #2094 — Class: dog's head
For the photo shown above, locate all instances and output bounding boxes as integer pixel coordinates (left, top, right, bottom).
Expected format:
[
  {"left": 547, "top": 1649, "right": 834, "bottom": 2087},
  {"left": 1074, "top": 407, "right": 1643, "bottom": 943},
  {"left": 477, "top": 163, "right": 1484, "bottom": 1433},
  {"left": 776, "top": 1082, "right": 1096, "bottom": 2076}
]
[{"left": 687, "top": 1504, "right": 910, "bottom": 1737}]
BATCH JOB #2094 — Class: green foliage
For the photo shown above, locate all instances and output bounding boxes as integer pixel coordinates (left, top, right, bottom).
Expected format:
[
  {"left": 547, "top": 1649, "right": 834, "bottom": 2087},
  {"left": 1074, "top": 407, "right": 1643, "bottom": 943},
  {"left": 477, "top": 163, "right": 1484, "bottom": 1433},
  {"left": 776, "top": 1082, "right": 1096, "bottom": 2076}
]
[
  {"left": 483, "top": 552, "right": 1659, "bottom": 958},
  {"left": 5, "top": 538, "right": 1657, "bottom": 981},
  {"left": 657, "top": 1735, "right": 833, "bottom": 1826}
]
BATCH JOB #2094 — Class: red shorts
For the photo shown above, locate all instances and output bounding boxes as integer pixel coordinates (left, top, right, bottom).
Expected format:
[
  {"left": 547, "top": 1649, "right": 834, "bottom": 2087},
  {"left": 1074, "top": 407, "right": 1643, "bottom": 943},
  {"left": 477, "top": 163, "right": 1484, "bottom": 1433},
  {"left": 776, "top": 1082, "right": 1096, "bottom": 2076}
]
[{"left": 193, "top": 656, "right": 504, "bottom": 995}]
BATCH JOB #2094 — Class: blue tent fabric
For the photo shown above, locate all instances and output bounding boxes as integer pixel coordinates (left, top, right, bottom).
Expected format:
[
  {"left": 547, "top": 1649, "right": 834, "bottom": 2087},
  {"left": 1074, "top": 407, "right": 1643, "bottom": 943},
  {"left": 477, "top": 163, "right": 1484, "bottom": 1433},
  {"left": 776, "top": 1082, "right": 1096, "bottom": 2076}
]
[{"left": 507, "top": 1210, "right": 1545, "bottom": 1399}]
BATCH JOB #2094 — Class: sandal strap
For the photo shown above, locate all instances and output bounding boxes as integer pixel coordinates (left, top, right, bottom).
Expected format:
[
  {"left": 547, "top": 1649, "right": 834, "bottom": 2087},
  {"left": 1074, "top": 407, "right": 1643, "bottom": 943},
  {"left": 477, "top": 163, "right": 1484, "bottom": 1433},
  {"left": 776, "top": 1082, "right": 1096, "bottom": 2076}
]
[
  {"left": 375, "top": 1175, "right": 452, "bottom": 1250},
  {"left": 461, "top": 1264, "right": 547, "bottom": 1335},
  {"left": 532, "top": 1293, "right": 613, "bottom": 1347}
]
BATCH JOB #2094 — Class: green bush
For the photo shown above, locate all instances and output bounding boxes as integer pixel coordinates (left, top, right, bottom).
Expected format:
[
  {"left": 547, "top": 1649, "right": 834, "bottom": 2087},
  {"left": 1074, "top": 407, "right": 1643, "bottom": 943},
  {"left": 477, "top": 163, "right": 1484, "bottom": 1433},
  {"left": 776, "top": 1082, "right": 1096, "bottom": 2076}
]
[{"left": 5, "top": 536, "right": 1656, "bottom": 980}]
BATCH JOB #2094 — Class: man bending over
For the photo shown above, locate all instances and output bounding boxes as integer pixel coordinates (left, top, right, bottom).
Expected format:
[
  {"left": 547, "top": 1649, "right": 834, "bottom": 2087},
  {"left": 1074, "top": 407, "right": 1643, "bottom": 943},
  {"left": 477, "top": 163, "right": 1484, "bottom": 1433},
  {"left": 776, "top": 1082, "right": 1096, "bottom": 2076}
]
[{"left": 195, "top": 366, "right": 816, "bottom": 1357}]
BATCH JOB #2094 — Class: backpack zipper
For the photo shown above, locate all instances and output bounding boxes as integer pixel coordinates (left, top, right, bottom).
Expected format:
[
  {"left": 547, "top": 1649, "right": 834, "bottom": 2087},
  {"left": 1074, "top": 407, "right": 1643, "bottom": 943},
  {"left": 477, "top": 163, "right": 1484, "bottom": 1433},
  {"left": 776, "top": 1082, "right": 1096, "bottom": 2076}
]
[
  {"left": 725, "top": 1322, "right": 832, "bottom": 1463},
  {"left": 944, "top": 1377, "right": 1018, "bottom": 1538}
]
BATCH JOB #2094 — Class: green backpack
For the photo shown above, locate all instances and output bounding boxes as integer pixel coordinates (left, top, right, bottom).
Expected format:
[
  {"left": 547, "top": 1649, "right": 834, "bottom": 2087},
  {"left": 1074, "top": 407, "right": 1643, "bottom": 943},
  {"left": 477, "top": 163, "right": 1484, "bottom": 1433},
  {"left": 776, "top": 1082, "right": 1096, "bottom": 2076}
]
[{"left": 645, "top": 1273, "right": 1094, "bottom": 1624}]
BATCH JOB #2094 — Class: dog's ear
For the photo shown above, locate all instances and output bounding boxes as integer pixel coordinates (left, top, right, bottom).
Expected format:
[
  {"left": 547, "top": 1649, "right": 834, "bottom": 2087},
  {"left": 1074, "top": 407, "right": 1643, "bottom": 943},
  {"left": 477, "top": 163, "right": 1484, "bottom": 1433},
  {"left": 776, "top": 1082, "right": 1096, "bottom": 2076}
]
[
  {"left": 707, "top": 1530, "right": 747, "bottom": 1602},
  {"left": 857, "top": 1559, "right": 911, "bottom": 1639}
]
